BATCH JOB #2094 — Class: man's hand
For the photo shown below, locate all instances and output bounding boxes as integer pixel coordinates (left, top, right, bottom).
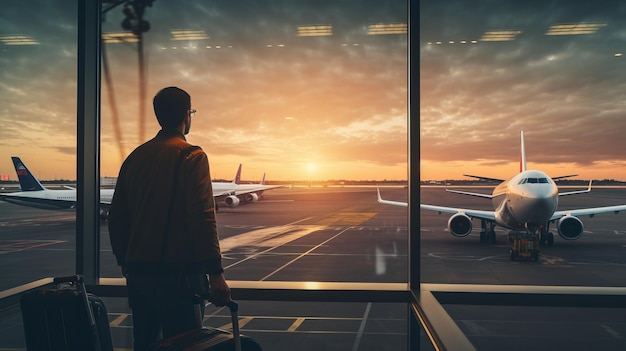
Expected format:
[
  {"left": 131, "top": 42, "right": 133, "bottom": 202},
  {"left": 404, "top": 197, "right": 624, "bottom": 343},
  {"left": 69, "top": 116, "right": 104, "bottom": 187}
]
[{"left": 208, "top": 273, "right": 231, "bottom": 307}]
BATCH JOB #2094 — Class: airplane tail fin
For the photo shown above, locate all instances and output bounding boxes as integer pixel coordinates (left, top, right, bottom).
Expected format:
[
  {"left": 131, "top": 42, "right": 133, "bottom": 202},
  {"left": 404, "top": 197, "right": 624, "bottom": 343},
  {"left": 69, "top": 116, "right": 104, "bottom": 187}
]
[
  {"left": 232, "top": 164, "right": 242, "bottom": 185},
  {"left": 520, "top": 131, "right": 527, "bottom": 172},
  {"left": 11, "top": 156, "right": 45, "bottom": 191},
  {"left": 259, "top": 173, "right": 266, "bottom": 185}
]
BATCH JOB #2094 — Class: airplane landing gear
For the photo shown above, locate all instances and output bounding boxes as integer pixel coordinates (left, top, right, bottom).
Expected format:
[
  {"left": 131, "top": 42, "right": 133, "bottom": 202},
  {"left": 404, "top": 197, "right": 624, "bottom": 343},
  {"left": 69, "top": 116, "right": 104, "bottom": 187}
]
[
  {"left": 540, "top": 230, "right": 554, "bottom": 246},
  {"left": 480, "top": 220, "right": 497, "bottom": 244},
  {"left": 539, "top": 224, "right": 554, "bottom": 246}
]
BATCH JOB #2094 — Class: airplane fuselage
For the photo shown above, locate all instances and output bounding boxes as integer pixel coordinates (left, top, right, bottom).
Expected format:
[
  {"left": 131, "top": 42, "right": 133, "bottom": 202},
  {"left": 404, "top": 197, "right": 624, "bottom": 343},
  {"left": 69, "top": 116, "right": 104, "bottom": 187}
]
[
  {"left": 2, "top": 189, "right": 115, "bottom": 209},
  {"left": 491, "top": 170, "right": 558, "bottom": 231}
]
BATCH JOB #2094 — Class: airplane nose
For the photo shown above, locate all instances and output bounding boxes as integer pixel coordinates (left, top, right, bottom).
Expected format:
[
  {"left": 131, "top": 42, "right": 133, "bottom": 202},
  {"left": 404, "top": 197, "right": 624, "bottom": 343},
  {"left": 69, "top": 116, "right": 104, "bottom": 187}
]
[{"left": 523, "top": 195, "right": 558, "bottom": 222}]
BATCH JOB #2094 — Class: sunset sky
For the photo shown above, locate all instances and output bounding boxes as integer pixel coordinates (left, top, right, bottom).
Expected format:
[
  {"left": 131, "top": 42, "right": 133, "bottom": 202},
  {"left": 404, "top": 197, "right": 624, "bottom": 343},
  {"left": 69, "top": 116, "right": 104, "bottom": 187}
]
[
  {"left": 420, "top": 1, "right": 626, "bottom": 181},
  {"left": 2, "top": 1, "right": 626, "bottom": 182},
  {"left": 0, "top": 0, "right": 407, "bottom": 182}
]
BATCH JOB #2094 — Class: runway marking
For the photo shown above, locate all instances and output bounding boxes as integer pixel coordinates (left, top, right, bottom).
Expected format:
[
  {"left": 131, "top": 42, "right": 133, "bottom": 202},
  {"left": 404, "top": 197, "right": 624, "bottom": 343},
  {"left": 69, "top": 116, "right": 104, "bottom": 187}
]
[
  {"left": 260, "top": 227, "right": 352, "bottom": 280},
  {"left": 317, "top": 212, "right": 377, "bottom": 226},
  {"left": 109, "top": 313, "right": 130, "bottom": 327},
  {"left": 217, "top": 316, "right": 253, "bottom": 330},
  {"left": 352, "top": 302, "right": 371, "bottom": 351},
  {"left": 600, "top": 324, "right": 624, "bottom": 339},
  {"left": 219, "top": 224, "right": 326, "bottom": 253},
  {"left": 222, "top": 225, "right": 327, "bottom": 271},
  {"left": 0, "top": 240, "right": 65, "bottom": 255},
  {"left": 427, "top": 253, "right": 497, "bottom": 261},
  {"left": 288, "top": 318, "right": 306, "bottom": 332},
  {"left": 97, "top": 311, "right": 407, "bottom": 338}
]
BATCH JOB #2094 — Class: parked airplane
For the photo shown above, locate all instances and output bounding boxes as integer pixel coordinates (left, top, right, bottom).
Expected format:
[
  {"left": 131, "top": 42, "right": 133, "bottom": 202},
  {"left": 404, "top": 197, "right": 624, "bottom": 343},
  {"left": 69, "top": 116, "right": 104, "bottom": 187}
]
[
  {"left": 0, "top": 157, "right": 115, "bottom": 214},
  {"left": 212, "top": 164, "right": 285, "bottom": 208},
  {"left": 1, "top": 157, "right": 284, "bottom": 217},
  {"left": 378, "top": 131, "right": 626, "bottom": 245}
]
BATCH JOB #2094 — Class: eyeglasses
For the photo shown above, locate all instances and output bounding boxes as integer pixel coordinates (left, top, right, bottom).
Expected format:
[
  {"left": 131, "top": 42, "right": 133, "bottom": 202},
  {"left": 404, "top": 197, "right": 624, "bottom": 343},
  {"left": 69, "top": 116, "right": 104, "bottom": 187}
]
[{"left": 189, "top": 109, "right": 196, "bottom": 117}]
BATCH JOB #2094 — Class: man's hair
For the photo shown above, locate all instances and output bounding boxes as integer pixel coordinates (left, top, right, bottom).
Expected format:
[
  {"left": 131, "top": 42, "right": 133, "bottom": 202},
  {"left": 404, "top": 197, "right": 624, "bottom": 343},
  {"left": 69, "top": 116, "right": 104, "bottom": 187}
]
[{"left": 153, "top": 86, "right": 191, "bottom": 129}]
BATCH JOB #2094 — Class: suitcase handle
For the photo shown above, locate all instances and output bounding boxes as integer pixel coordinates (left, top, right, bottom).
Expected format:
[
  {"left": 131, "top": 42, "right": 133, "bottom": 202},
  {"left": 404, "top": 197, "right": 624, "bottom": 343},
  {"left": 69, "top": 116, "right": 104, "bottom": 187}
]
[
  {"left": 226, "top": 301, "right": 241, "bottom": 351},
  {"left": 226, "top": 300, "right": 238, "bottom": 313}
]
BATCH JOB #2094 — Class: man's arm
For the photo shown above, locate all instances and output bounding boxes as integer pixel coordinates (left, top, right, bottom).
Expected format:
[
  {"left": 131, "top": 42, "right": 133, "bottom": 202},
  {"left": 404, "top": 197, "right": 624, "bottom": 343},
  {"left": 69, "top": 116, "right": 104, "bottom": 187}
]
[
  {"left": 208, "top": 273, "right": 231, "bottom": 306},
  {"left": 107, "top": 169, "right": 131, "bottom": 268},
  {"left": 185, "top": 150, "right": 225, "bottom": 274}
]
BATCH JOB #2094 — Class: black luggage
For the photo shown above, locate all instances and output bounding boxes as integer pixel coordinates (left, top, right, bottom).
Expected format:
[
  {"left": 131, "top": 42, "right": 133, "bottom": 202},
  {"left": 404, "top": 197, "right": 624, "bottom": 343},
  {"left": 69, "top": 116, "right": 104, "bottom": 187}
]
[
  {"left": 149, "top": 301, "right": 262, "bottom": 351},
  {"left": 20, "top": 274, "right": 113, "bottom": 351}
]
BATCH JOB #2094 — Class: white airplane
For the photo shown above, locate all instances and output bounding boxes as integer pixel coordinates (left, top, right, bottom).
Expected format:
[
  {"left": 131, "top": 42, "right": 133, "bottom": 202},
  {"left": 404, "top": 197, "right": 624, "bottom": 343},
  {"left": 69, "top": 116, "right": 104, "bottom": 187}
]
[
  {"left": 212, "top": 164, "right": 285, "bottom": 208},
  {"left": 1, "top": 157, "right": 284, "bottom": 217},
  {"left": 0, "top": 156, "right": 115, "bottom": 215},
  {"left": 378, "top": 131, "right": 626, "bottom": 245}
]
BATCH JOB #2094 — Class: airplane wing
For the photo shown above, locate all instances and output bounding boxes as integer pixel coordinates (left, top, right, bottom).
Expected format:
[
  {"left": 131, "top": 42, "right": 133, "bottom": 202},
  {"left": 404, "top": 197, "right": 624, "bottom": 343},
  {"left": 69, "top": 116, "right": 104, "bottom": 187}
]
[
  {"left": 462, "top": 174, "right": 504, "bottom": 182},
  {"left": 552, "top": 174, "right": 578, "bottom": 180},
  {"left": 213, "top": 189, "right": 236, "bottom": 197},
  {"left": 420, "top": 204, "right": 496, "bottom": 221},
  {"left": 377, "top": 188, "right": 496, "bottom": 221},
  {"left": 233, "top": 184, "right": 285, "bottom": 196},
  {"left": 550, "top": 204, "right": 626, "bottom": 221},
  {"left": 376, "top": 188, "right": 407, "bottom": 207},
  {"left": 445, "top": 189, "right": 496, "bottom": 199},
  {"left": 558, "top": 180, "right": 592, "bottom": 196}
]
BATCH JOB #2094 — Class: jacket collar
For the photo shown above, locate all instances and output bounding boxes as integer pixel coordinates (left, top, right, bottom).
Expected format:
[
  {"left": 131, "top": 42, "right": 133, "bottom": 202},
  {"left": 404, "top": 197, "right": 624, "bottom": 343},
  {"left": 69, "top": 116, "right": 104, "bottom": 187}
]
[{"left": 156, "top": 129, "right": 186, "bottom": 141}]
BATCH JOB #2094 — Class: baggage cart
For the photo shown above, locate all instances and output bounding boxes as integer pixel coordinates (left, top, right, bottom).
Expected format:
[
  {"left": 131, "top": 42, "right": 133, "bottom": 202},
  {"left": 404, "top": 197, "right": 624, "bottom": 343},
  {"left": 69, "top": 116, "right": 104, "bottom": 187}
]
[{"left": 509, "top": 232, "right": 540, "bottom": 261}]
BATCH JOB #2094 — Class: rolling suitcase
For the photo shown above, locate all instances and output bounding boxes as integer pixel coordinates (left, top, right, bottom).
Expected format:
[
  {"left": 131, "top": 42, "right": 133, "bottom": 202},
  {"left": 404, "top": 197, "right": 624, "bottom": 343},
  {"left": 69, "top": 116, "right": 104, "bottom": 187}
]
[
  {"left": 149, "top": 301, "right": 262, "bottom": 351},
  {"left": 20, "top": 274, "right": 113, "bottom": 351}
]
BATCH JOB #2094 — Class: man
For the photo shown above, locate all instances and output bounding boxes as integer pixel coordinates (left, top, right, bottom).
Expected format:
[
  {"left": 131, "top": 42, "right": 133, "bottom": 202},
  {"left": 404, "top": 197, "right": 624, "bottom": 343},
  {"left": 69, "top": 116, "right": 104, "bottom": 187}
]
[{"left": 108, "top": 86, "right": 231, "bottom": 350}]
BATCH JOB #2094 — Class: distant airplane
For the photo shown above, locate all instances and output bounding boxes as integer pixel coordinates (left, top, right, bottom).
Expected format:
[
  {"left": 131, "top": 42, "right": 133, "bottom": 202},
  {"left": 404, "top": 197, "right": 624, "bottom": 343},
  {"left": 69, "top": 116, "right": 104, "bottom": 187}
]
[
  {"left": 0, "top": 157, "right": 115, "bottom": 216},
  {"left": 378, "top": 131, "right": 626, "bottom": 245},
  {"left": 212, "top": 164, "right": 285, "bottom": 208},
  {"left": 1, "top": 157, "right": 284, "bottom": 218}
]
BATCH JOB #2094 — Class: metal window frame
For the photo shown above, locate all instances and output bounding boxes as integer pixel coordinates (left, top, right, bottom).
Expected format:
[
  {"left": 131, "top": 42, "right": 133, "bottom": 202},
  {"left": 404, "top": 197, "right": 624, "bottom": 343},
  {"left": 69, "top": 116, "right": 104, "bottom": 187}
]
[{"left": 4, "top": 2, "right": 626, "bottom": 351}]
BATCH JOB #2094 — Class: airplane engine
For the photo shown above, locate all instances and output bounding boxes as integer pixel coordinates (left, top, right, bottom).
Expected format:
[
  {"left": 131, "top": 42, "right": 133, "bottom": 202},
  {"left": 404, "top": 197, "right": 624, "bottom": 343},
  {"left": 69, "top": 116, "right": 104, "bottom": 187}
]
[
  {"left": 448, "top": 213, "right": 472, "bottom": 237},
  {"left": 224, "top": 195, "right": 240, "bottom": 207},
  {"left": 244, "top": 193, "right": 259, "bottom": 202},
  {"left": 557, "top": 216, "right": 584, "bottom": 240}
]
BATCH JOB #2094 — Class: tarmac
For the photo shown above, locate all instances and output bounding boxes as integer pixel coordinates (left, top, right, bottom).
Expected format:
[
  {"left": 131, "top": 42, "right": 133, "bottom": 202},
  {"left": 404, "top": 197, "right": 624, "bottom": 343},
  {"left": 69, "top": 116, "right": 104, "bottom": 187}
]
[{"left": 1, "top": 186, "right": 626, "bottom": 350}]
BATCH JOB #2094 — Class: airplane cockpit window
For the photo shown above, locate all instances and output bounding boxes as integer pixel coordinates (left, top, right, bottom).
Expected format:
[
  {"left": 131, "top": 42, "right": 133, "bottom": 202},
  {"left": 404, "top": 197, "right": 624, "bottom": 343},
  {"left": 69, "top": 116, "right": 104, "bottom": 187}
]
[{"left": 519, "top": 178, "right": 550, "bottom": 184}]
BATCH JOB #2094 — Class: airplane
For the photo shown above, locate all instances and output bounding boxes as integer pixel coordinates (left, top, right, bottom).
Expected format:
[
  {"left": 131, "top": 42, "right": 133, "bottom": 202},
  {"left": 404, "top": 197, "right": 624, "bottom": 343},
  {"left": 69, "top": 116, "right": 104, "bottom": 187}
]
[
  {"left": 0, "top": 156, "right": 115, "bottom": 215},
  {"left": 212, "top": 164, "right": 285, "bottom": 208},
  {"left": 378, "top": 131, "right": 626, "bottom": 245},
  {"left": 1, "top": 157, "right": 284, "bottom": 217}
]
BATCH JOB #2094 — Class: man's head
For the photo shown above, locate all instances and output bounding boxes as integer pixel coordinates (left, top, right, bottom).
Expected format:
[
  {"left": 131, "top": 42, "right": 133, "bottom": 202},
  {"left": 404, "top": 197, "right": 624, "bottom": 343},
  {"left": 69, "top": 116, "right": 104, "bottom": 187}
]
[{"left": 153, "top": 86, "right": 192, "bottom": 132}]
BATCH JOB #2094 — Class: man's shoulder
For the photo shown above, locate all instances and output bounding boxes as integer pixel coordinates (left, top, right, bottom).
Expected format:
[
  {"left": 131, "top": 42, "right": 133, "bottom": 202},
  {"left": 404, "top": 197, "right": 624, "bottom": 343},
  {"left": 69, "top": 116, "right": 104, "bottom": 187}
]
[{"left": 184, "top": 145, "right": 207, "bottom": 165}]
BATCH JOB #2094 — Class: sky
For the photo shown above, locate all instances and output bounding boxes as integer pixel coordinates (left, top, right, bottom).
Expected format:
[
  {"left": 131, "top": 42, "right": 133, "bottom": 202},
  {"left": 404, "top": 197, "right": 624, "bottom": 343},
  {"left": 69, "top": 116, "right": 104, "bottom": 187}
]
[
  {"left": 0, "top": 0, "right": 407, "bottom": 182},
  {"left": 1, "top": 1, "right": 626, "bottom": 182},
  {"left": 420, "top": 1, "right": 626, "bottom": 181}
]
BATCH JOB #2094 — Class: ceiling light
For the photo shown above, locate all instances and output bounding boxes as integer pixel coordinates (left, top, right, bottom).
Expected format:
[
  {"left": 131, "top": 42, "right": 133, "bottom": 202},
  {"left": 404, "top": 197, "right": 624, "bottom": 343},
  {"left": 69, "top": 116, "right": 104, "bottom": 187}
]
[
  {"left": 546, "top": 23, "right": 606, "bottom": 35},
  {"left": 480, "top": 30, "right": 522, "bottom": 42}
]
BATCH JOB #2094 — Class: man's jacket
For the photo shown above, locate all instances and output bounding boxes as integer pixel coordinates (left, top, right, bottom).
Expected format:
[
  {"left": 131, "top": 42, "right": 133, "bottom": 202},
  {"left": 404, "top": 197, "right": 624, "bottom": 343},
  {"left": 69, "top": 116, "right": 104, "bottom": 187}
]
[{"left": 108, "top": 129, "right": 223, "bottom": 275}]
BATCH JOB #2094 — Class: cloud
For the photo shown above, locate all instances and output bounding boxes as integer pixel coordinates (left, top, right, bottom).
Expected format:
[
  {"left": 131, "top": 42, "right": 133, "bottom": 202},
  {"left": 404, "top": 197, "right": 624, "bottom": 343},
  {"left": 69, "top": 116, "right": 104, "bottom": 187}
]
[
  {"left": 0, "top": 1, "right": 408, "bottom": 179},
  {"left": 419, "top": 1, "right": 626, "bottom": 179}
]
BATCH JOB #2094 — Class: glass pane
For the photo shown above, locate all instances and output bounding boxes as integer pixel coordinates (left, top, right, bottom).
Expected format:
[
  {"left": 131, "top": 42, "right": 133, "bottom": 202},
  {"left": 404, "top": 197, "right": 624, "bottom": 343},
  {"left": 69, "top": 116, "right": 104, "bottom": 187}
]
[
  {"left": 0, "top": 0, "right": 77, "bottom": 290},
  {"left": 4, "top": 298, "right": 407, "bottom": 350},
  {"left": 421, "top": 0, "right": 626, "bottom": 287},
  {"left": 99, "top": 0, "right": 408, "bottom": 284}
]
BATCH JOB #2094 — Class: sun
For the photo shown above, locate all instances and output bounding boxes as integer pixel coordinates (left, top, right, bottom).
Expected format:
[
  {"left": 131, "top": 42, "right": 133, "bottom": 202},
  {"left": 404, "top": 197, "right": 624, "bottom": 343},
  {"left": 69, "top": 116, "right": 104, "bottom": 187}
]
[{"left": 307, "top": 163, "right": 317, "bottom": 172}]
